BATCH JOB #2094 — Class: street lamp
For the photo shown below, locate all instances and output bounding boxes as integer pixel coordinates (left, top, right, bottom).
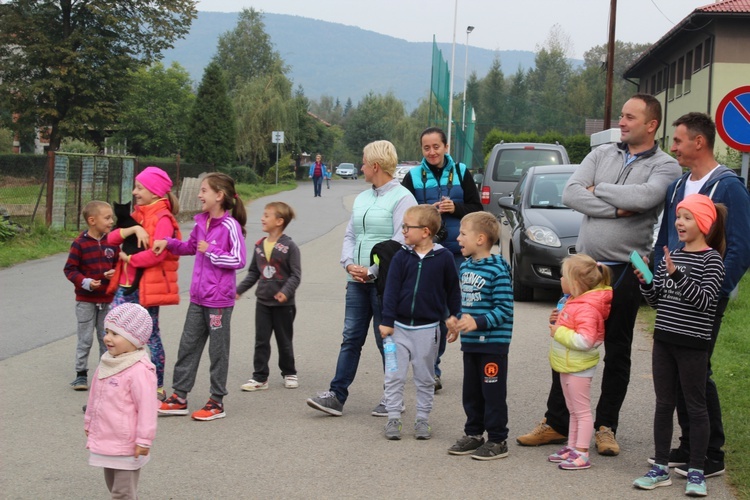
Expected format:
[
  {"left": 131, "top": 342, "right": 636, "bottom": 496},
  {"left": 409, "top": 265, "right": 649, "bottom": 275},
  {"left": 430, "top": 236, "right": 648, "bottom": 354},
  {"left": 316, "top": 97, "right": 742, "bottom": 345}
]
[{"left": 460, "top": 26, "right": 475, "bottom": 163}]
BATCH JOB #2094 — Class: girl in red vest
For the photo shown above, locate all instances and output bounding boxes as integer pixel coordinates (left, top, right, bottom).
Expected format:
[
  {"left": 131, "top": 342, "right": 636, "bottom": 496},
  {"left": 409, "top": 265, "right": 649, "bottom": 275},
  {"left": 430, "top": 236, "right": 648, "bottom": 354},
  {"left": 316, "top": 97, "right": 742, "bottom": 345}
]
[{"left": 107, "top": 166, "right": 181, "bottom": 400}]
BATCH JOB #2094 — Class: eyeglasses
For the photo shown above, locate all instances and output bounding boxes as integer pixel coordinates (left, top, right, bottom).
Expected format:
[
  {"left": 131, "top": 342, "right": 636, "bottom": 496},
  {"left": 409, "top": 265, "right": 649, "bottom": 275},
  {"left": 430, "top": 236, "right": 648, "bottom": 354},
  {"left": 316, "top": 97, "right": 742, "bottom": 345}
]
[{"left": 401, "top": 224, "right": 427, "bottom": 232}]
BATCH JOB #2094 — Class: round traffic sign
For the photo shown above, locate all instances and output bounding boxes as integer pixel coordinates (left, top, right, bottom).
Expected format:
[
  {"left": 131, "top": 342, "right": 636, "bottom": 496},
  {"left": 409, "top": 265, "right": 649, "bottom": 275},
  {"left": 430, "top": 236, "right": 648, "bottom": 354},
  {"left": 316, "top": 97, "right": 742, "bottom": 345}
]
[{"left": 716, "top": 85, "right": 750, "bottom": 153}]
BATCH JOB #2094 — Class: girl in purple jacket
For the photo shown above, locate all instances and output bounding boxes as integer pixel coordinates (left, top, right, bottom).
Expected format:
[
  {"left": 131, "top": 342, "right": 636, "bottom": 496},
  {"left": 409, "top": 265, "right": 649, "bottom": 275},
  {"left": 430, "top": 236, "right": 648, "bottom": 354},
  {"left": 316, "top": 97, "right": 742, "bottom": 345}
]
[{"left": 152, "top": 173, "right": 247, "bottom": 421}]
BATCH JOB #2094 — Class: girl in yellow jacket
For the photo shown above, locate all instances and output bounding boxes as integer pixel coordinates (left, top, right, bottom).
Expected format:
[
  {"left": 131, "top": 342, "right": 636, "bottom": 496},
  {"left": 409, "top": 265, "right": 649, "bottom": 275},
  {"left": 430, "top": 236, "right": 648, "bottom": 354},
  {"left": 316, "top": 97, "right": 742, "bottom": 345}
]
[{"left": 547, "top": 254, "right": 612, "bottom": 470}]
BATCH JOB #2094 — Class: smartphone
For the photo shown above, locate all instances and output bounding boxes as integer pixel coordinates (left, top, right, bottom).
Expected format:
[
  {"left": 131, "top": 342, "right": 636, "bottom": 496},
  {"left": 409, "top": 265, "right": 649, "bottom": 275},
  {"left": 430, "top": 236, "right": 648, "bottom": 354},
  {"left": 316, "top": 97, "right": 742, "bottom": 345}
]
[{"left": 629, "top": 250, "right": 653, "bottom": 285}]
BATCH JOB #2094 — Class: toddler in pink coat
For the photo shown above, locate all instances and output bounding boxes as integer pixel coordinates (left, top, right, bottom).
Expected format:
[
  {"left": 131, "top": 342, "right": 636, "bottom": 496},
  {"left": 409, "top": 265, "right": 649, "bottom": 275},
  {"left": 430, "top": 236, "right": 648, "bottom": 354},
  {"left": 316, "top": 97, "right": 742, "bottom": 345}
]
[{"left": 84, "top": 303, "right": 158, "bottom": 499}]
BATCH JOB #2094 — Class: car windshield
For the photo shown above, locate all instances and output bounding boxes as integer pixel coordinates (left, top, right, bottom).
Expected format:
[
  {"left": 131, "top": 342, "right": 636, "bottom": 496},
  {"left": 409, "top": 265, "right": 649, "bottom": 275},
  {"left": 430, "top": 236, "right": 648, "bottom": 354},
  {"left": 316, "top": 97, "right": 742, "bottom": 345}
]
[
  {"left": 528, "top": 173, "right": 571, "bottom": 208},
  {"left": 492, "top": 149, "right": 564, "bottom": 182}
]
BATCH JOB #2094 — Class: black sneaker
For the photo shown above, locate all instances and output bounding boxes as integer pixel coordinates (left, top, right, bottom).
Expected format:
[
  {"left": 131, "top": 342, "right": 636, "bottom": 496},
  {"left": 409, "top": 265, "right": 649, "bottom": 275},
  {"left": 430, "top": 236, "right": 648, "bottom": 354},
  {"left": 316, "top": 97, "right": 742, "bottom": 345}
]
[
  {"left": 448, "top": 435, "right": 485, "bottom": 455},
  {"left": 675, "top": 459, "right": 725, "bottom": 478},
  {"left": 647, "top": 447, "right": 690, "bottom": 467},
  {"left": 306, "top": 391, "right": 344, "bottom": 416},
  {"left": 471, "top": 440, "right": 509, "bottom": 461}
]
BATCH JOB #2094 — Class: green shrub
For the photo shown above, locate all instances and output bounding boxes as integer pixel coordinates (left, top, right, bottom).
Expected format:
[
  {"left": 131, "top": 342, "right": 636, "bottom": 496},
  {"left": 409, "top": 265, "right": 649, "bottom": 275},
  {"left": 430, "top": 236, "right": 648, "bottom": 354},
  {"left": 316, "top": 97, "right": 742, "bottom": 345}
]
[
  {"left": 0, "top": 154, "right": 47, "bottom": 178},
  {"left": 224, "top": 165, "right": 259, "bottom": 184},
  {"left": 0, "top": 217, "right": 23, "bottom": 241}
]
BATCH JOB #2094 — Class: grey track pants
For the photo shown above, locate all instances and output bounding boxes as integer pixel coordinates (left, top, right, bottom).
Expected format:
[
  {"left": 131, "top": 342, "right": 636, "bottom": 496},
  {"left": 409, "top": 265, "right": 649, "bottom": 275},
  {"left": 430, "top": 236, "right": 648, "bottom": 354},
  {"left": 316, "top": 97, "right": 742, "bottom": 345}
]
[
  {"left": 172, "top": 303, "right": 233, "bottom": 401},
  {"left": 74, "top": 301, "right": 108, "bottom": 373}
]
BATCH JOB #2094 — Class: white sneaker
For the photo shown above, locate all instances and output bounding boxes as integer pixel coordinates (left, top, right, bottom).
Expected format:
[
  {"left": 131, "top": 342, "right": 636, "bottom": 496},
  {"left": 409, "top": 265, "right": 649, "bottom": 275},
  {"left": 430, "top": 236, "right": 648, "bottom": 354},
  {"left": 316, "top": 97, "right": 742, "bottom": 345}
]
[
  {"left": 241, "top": 379, "right": 268, "bottom": 391},
  {"left": 284, "top": 375, "right": 299, "bottom": 389}
]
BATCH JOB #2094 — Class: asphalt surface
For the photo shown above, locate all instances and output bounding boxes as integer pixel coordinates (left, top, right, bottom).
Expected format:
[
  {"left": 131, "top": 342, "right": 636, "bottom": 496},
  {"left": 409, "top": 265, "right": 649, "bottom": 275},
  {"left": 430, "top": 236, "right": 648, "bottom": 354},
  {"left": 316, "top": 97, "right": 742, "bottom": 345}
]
[{"left": 0, "top": 180, "right": 734, "bottom": 499}]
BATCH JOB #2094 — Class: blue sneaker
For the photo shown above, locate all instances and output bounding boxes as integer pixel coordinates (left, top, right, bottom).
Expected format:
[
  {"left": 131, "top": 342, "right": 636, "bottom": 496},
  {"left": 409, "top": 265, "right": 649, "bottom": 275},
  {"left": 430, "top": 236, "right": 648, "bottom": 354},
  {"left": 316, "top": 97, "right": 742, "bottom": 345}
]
[
  {"left": 685, "top": 469, "right": 707, "bottom": 497},
  {"left": 633, "top": 464, "right": 672, "bottom": 490}
]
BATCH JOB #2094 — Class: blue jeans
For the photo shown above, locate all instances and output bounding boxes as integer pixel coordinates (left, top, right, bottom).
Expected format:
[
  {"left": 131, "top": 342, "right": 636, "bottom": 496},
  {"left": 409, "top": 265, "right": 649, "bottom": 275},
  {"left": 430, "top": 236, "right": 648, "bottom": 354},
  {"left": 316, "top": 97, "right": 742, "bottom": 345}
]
[{"left": 329, "top": 282, "right": 383, "bottom": 404}]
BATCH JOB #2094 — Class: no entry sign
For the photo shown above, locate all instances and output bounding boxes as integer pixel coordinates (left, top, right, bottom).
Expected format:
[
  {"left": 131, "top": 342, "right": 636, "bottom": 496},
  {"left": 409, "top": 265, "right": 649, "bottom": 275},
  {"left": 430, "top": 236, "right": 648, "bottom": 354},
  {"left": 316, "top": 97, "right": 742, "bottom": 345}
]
[{"left": 716, "top": 86, "right": 750, "bottom": 153}]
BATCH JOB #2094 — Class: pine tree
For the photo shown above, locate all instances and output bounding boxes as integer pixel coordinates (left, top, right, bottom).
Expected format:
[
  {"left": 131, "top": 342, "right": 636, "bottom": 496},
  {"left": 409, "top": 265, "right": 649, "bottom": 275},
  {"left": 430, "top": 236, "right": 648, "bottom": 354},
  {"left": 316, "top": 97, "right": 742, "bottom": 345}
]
[{"left": 186, "top": 62, "right": 236, "bottom": 166}]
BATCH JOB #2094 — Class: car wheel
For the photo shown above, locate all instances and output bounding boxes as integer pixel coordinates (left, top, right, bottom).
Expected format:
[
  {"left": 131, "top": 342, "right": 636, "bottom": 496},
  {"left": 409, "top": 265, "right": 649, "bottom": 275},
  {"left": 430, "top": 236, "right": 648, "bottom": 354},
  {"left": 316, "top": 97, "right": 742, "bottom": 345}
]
[{"left": 511, "top": 251, "right": 534, "bottom": 302}]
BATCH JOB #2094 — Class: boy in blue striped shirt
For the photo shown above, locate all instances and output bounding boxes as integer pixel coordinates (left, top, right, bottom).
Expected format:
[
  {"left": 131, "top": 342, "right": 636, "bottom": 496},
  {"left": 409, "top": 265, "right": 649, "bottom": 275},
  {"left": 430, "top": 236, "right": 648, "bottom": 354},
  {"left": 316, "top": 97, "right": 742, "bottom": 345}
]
[{"left": 447, "top": 211, "right": 514, "bottom": 460}]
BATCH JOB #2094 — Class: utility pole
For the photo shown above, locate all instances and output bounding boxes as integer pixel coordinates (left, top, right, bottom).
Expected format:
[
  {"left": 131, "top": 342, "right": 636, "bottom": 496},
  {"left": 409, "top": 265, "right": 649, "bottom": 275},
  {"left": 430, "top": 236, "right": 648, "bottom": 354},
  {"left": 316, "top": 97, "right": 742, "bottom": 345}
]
[{"left": 603, "top": 0, "right": 617, "bottom": 130}]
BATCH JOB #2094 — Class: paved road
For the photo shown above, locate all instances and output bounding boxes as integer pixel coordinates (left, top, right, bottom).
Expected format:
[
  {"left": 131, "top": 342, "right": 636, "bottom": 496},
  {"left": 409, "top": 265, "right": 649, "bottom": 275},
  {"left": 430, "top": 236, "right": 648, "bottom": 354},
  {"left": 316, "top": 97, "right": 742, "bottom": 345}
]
[{"left": 0, "top": 180, "right": 734, "bottom": 498}]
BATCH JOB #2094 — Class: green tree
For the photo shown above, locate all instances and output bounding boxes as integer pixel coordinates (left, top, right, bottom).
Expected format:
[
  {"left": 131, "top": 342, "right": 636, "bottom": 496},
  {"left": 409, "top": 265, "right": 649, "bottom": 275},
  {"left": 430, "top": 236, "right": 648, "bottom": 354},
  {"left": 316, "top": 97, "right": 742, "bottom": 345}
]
[
  {"left": 212, "top": 7, "right": 286, "bottom": 92},
  {"left": 344, "top": 92, "right": 406, "bottom": 156},
  {"left": 0, "top": 0, "right": 196, "bottom": 151},
  {"left": 185, "top": 62, "right": 236, "bottom": 166},
  {"left": 477, "top": 56, "right": 506, "bottom": 141},
  {"left": 506, "top": 66, "right": 531, "bottom": 133},
  {"left": 114, "top": 62, "right": 195, "bottom": 157}
]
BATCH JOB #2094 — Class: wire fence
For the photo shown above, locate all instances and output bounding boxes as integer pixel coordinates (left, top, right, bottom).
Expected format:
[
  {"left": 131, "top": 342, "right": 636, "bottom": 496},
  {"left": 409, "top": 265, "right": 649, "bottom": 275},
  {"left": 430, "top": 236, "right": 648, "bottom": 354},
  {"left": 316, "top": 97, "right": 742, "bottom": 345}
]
[{"left": 0, "top": 153, "right": 211, "bottom": 231}]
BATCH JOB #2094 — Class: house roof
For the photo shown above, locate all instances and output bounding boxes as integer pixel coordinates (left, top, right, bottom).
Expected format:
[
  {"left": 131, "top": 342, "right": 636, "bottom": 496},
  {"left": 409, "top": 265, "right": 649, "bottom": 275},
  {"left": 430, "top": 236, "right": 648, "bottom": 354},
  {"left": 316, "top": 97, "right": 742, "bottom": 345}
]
[{"left": 624, "top": 0, "right": 750, "bottom": 77}]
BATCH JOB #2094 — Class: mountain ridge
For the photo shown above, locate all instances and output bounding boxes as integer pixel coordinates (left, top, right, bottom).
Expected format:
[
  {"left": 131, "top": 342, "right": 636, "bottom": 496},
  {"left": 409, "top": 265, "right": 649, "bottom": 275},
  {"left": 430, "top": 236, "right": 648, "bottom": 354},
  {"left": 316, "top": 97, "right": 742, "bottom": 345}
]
[{"left": 161, "top": 11, "right": 582, "bottom": 110}]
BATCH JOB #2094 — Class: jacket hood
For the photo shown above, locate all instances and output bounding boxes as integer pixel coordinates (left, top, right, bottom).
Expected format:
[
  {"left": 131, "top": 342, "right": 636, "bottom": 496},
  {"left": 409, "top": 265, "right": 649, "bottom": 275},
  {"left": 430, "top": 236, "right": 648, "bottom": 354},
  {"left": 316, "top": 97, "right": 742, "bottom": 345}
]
[{"left": 571, "top": 285, "right": 612, "bottom": 318}]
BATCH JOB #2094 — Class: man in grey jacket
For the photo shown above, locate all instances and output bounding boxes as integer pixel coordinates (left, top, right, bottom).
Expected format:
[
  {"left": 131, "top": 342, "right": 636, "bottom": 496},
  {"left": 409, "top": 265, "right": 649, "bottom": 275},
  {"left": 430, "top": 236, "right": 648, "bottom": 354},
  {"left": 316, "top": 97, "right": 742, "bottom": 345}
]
[{"left": 516, "top": 94, "right": 682, "bottom": 456}]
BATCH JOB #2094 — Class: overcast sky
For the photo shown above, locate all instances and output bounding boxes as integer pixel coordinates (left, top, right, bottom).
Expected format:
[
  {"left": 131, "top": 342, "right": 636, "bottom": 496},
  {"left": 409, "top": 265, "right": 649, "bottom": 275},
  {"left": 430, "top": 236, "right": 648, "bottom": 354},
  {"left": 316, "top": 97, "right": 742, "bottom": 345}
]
[{"left": 196, "top": 0, "right": 711, "bottom": 59}]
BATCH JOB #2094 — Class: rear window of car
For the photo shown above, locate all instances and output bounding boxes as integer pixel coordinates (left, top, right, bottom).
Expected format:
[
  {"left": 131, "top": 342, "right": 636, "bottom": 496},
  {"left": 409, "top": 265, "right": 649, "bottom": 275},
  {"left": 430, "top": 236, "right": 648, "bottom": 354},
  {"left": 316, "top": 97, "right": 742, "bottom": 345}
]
[{"left": 492, "top": 149, "right": 565, "bottom": 182}]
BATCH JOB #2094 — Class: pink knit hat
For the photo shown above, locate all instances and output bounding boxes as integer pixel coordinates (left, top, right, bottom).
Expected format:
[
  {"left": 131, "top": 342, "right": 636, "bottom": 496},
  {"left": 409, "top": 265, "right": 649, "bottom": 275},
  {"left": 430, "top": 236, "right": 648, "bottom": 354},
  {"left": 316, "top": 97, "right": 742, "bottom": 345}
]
[
  {"left": 676, "top": 193, "right": 717, "bottom": 235},
  {"left": 135, "top": 166, "right": 172, "bottom": 198},
  {"left": 104, "top": 303, "right": 152, "bottom": 348}
]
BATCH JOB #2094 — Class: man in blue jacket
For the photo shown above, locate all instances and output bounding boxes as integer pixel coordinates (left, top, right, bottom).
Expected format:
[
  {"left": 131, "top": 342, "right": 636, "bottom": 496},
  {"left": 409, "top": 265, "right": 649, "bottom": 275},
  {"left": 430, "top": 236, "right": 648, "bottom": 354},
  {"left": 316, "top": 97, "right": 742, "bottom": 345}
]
[{"left": 653, "top": 112, "right": 750, "bottom": 478}]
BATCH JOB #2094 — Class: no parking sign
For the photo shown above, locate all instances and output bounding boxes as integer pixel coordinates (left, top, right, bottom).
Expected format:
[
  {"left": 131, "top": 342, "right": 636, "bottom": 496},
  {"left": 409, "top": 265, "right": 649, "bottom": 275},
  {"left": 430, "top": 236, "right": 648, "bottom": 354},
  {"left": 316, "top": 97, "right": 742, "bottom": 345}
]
[{"left": 716, "top": 86, "right": 750, "bottom": 153}]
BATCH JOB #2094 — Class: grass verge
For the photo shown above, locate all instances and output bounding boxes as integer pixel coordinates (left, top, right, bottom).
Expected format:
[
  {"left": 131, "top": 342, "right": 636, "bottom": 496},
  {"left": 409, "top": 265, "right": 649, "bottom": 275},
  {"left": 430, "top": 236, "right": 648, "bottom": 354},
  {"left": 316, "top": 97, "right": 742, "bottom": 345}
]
[
  {"left": 0, "top": 181, "right": 297, "bottom": 269},
  {"left": 639, "top": 273, "right": 749, "bottom": 498}
]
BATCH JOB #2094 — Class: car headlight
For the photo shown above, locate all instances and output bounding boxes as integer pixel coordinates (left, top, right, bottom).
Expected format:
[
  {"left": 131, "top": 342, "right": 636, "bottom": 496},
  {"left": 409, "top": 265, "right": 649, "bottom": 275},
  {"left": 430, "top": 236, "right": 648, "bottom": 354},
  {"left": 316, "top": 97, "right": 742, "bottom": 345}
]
[{"left": 525, "top": 225, "right": 561, "bottom": 247}]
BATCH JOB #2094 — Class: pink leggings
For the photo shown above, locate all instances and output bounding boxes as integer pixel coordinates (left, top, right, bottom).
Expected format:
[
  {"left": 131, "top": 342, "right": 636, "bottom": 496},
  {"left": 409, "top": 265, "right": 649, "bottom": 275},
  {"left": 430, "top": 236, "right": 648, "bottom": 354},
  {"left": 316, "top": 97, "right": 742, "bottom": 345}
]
[{"left": 560, "top": 373, "right": 593, "bottom": 450}]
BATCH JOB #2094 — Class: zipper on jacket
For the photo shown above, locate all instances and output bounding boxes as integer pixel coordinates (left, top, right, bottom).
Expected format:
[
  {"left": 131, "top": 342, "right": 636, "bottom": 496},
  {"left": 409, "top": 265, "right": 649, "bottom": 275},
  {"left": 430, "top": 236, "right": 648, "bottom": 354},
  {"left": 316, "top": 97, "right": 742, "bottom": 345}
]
[{"left": 409, "top": 259, "right": 424, "bottom": 326}]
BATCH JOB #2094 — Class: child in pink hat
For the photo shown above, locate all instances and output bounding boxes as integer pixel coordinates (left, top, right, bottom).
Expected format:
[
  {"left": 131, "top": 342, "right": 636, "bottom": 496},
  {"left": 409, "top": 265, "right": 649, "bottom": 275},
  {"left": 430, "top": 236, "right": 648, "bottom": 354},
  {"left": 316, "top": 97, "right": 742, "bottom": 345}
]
[
  {"left": 84, "top": 303, "right": 158, "bottom": 500},
  {"left": 106, "top": 166, "right": 181, "bottom": 400}
]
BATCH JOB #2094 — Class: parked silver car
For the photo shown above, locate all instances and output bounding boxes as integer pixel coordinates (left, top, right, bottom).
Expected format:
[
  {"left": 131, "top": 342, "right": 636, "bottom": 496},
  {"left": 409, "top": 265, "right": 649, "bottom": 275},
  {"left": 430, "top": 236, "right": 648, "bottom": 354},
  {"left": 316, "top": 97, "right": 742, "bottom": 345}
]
[{"left": 335, "top": 163, "right": 358, "bottom": 179}]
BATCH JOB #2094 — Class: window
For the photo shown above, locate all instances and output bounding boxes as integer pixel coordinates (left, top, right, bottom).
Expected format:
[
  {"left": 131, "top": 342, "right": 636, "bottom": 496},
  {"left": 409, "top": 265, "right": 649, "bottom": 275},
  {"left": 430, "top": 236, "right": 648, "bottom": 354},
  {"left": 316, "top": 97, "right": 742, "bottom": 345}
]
[
  {"left": 685, "top": 51, "right": 693, "bottom": 93},
  {"left": 694, "top": 44, "right": 703, "bottom": 72},
  {"left": 668, "top": 61, "right": 676, "bottom": 101},
  {"left": 704, "top": 38, "right": 712, "bottom": 66},
  {"left": 676, "top": 57, "right": 684, "bottom": 97},
  {"left": 656, "top": 70, "right": 663, "bottom": 93},
  {"left": 651, "top": 74, "right": 657, "bottom": 94}
]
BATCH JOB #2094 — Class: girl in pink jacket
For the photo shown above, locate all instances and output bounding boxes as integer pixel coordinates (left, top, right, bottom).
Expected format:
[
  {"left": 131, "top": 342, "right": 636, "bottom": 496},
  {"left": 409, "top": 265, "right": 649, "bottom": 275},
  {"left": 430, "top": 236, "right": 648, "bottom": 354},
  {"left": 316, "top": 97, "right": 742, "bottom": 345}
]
[
  {"left": 84, "top": 303, "right": 157, "bottom": 499},
  {"left": 547, "top": 254, "right": 612, "bottom": 471}
]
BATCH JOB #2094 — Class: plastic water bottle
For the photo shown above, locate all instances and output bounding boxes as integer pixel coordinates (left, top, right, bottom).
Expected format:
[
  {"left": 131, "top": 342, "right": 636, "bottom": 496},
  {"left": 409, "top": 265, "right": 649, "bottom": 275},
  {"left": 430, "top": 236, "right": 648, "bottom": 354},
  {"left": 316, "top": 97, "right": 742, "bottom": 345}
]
[
  {"left": 551, "top": 293, "right": 570, "bottom": 324},
  {"left": 384, "top": 336, "right": 398, "bottom": 372}
]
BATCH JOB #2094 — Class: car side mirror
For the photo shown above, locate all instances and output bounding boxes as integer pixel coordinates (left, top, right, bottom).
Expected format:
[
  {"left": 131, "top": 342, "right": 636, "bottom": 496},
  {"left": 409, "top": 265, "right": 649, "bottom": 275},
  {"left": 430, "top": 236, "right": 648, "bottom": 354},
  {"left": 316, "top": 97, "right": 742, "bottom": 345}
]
[
  {"left": 498, "top": 195, "right": 516, "bottom": 209},
  {"left": 473, "top": 173, "right": 483, "bottom": 189}
]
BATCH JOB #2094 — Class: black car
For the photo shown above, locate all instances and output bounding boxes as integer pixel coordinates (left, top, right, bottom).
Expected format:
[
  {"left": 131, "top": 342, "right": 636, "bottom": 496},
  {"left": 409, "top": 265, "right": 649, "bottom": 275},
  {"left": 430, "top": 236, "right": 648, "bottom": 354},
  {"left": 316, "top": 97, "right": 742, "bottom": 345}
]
[{"left": 497, "top": 165, "right": 582, "bottom": 301}]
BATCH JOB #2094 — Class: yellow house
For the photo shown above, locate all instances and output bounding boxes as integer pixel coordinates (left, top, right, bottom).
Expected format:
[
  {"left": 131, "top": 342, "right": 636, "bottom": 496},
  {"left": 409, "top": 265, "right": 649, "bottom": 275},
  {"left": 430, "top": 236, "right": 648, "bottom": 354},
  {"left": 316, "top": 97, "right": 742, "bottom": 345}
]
[{"left": 624, "top": 0, "right": 750, "bottom": 154}]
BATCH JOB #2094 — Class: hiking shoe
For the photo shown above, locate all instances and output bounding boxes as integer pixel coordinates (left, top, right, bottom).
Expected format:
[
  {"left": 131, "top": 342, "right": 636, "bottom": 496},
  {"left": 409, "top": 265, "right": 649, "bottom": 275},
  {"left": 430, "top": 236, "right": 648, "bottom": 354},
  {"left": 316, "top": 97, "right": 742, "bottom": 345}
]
[
  {"left": 675, "top": 459, "right": 725, "bottom": 478},
  {"left": 241, "top": 379, "right": 268, "bottom": 392},
  {"left": 471, "top": 440, "right": 509, "bottom": 461},
  {"left": 434, "top": 376, "right": 442, "bottom": 392},
  {"left": 685, "top": 469, "right": 707, "bottom": 497},
  {"left": 648, "top": 447, "right": 690, "bottom": 467},
  {"left": 595, "top": 426, "right": 620, "bottom": 456},
  {"left": 558, "top": 450, "right": 591, "bottom": 470},
  {"left": 548, "top": 446, "right": 574, "bottom": 463},
  {"left": 414, "top": 420, "right": 432, "bottom": 440},
  {"left": 448, "top": 435, "right": 485, "bottom": 455},
  {"left": 158, "top": 394, "right": 188, "bottom": 416},
  {"left": 82, "top": 405, "right": 87, "bottom": 414},
  {"left": 516, "top": 418, "right": 566, "bottom": 446},
  {"left": 371, "top": 399, "right": 405, "bottom": 417},
  {"left": 156, "top": 387, "right": 166, "bottom": 401},
  {"left": 70, "top": 376, "right": 88, "bottom": 391},
  {"left": 633, "top": 464, "right": 672, "bottom": 490},
  {"left": 385, "top": 419, "right": 402, "bottom": 440},
  {"left": 192, "top": 399, "right": 225, "bottom": 421},
  {"left": 284, "top": 375, "right": 299, "bottom": 389},
  {"left": 306, "top": 391, "right": 343, "bottom": 416}
]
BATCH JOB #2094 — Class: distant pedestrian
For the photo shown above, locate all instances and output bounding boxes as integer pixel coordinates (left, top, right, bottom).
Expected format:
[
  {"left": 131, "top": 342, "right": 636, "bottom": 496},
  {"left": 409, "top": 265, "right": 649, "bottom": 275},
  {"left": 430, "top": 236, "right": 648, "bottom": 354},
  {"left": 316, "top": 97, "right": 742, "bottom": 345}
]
[
  {"left": 153, "top": 173, "right": 247, "bottom": 421},
  {"left": 309, "top": 154, "right": 326, "bottom": 197},
  {"left": 325, "top": 166, "right": 332, "bottom": 189},
  {"left": 64, "top": 200, "right": 119, "bottom": 391},
  {"left": 84, "top": 303, "right": 157, "bottom": 500},
  {"left": 237, "top": 201, "right": 302, "bottom": 392},
  {"left": 446, "top": 212, "right": 513, "bottom": 461},
  {"left": 633, "top": 195, "right": 726, "bottom": 496},
  {"left": 546, "top": 255, "right": 612, "bottom": 471},
  {"left": 379, "top": 205, "right": 461, "bottom": 440},
  {"left": 106, "top": 166, "right": 181, "bottom": 401}
]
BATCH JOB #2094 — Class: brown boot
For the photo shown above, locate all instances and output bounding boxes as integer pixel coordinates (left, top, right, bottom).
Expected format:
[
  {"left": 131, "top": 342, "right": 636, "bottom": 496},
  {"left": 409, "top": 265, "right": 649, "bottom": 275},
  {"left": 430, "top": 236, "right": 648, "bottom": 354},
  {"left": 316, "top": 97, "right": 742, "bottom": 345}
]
[
  {"left": 595, "top": 426, "right": 620, "bottom": 456},
  {"left": 516, "top": 418, "right": 567, "bottom": 446}
]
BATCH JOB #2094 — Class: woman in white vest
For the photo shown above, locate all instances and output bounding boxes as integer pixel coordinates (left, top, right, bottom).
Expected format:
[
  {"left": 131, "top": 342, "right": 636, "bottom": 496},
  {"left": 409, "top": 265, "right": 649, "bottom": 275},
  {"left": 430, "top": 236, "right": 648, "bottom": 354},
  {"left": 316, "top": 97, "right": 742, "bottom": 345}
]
[{"left": 307, "top": 140, "right": 417, "bottom": 417}]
